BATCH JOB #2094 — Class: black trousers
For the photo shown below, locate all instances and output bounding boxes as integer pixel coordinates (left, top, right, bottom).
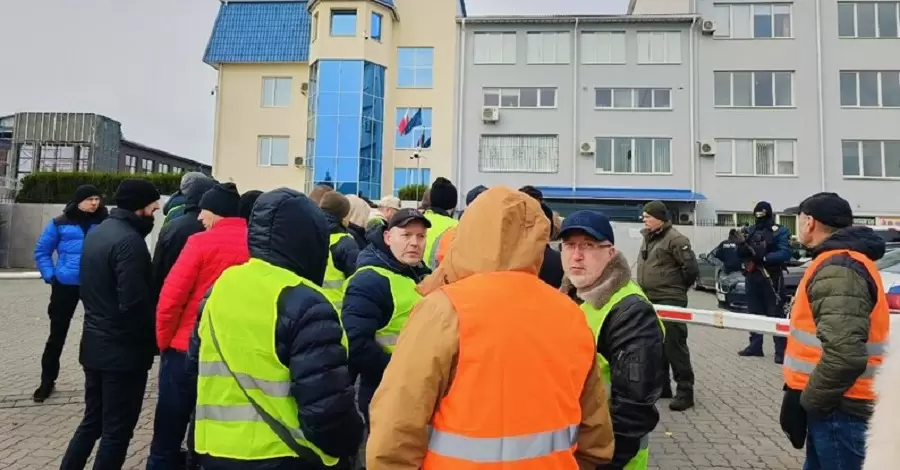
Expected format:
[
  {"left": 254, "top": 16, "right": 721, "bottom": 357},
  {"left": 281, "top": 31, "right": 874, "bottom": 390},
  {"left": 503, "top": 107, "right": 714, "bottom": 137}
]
[
  {"left": 60, "top": 369, "right": 149, "bottom": 470},
  {"left": 658, "top": 300, "right": 695, "bottom": 395},
  {"left": 41, "top": 283, "right": 81, "bottom": 385},
  {"left": 745, "top": 271, "right": 787, "bottom": 356}
]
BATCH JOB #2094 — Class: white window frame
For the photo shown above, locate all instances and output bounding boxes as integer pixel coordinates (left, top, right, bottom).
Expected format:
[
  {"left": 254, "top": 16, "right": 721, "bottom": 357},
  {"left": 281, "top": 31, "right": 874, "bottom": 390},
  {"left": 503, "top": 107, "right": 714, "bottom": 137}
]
[
  {"left": 482, "top": 87, "right": 557, "bottom": 108},
  {"left": 261, "top": 77, "right": 293, "bottom": 107},
  {"left": 714, "top": 138, "right": 797, "bottom": 177},
  {"left": 473, "top": 32, "right": 517, "bottom": 65},
  {"left": 594, "top": 88, "right": 672, "bottom": 110},
  {"left": 636, "top": 31, "right": 682, "bottom": 64},
  {"left": 125, "top": 155, "right": 137, "bottom": 174},
  {"left": 258, "top": 136, "right": 290, "bottom": 167},
  {"left": 141, "top": 159, "right": 154, "bottom": 173},
  {"left": 838, "top": 2, "right": 900, "bottom": 38},
  {"left": 526, "top": 32, "right": 571, "bottom": 64},
  {"left": 841, "top": 139, "right": 900, "bottom": 179},
  {"left": 158, "top": 163, "right": 169, "bottom": 173},
  {"left": 714, "top": 71, "right": 795, "bottom": 108},
  {"left": 579, "top": 31, "right": 626, "bottom": 64},
  {"left": 594, "top": 137, "right": 673, "bottom": 175},
  {"left": 713, "top": 3, "right": 794, "bottom": 39},
  {"left": 839, "top": 70, "right": 900, "bottom": 107},
  {"left": 477, "top": 135, "right": 559, "bottom": 173}
]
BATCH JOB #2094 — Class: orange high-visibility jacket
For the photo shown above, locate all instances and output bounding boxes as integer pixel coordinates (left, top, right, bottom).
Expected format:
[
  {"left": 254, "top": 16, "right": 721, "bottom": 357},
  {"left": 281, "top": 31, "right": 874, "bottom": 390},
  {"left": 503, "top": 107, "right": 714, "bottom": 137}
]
[
  {"left": 783, "top": 249, "right": 890, "bottom": 400},
  {"left": 434, "top": 227, "right": 456, "bottom": 267},
  {"left": 422, "top": 271, "right": 597, "bottom": 470}
]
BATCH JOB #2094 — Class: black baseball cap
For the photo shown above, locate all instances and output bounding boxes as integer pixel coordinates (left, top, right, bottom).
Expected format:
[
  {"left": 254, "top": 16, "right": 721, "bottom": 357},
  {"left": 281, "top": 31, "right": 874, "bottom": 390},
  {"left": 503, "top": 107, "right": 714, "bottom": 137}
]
[
  {"left": 784, "top": 192, "right": 853, "bottom": 229},
  {"left": 388, "top": 208, "right": 432, "bottom": 229}
]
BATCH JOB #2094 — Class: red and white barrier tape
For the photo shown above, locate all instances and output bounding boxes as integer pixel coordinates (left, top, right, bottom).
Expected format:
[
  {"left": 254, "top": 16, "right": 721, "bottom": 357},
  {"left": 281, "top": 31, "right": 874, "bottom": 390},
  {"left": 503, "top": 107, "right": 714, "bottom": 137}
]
[{"left": 653, "top": 305, "right": 790, "bottom": 337}]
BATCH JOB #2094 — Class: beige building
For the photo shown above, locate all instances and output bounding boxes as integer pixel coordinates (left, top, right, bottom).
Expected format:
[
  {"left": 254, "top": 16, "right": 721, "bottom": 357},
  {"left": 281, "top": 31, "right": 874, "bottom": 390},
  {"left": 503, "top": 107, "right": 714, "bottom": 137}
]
[{"left": 204, "top": 0, "right": 464, "bottom": 198}]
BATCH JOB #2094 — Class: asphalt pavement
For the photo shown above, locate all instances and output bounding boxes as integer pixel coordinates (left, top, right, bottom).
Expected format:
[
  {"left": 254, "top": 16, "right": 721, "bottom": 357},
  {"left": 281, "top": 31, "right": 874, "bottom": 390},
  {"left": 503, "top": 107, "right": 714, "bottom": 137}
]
[{"left": 0, "top": 280, "right": 804, "bottom": 469}]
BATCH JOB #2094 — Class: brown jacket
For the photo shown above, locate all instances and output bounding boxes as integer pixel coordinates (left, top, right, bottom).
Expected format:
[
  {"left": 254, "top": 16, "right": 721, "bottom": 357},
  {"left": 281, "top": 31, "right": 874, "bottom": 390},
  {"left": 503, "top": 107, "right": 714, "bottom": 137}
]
[{"left": 366, "top": 186, "right": 615, "bottom": 470}]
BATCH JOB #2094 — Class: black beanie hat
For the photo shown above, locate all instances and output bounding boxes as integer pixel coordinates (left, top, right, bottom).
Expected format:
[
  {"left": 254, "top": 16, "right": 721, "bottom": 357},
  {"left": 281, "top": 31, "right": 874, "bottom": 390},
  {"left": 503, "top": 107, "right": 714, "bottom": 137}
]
[
  {"left": 519, "top": 185, "right": 544, "bottom": 202},
  {"left": 642, "top": 200, "right": 669, "bottom": 222},
  {"left": 199, "top": 183, "right": 241, "bottom": 218},
  {"left": 114, "top": 179, "right": 161, "bottom": 211},
  {"left": 74, "top": 184, "right": 101, "bottom": 204},
  {"left": 239, "top": 190, "right": 263, "bottom": 221},
  {"left": 429, "top": 177, "right": 458, "bottom": 211}
]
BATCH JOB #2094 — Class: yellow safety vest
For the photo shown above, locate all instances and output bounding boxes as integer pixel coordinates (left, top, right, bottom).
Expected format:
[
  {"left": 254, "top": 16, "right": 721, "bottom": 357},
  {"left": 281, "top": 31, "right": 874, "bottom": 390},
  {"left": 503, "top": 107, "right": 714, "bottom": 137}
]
[
  {"left": 323, "top": 233, "right": 352, "bottom": 310},
  {"left": 194, "top": 258, "right": 348, "bottom": 465},
  {"left": 580, "top": 281, "right": 664, "bottom": 470},
  {"left": 423, "top": 210, "right": 458, "bottom": 270},
  {"left": 348, "top": 265, "right": 422, "bottom": 351}
]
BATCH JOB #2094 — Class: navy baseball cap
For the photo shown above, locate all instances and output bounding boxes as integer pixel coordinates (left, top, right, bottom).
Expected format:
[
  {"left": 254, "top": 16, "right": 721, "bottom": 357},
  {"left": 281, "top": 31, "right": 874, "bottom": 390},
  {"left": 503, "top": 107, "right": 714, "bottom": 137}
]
[
  {"left": 388, "top": 208, "right": 432, "bottom": 229},
  {"left": 558, "top": 210, "right": 615, "bottom": 244}
]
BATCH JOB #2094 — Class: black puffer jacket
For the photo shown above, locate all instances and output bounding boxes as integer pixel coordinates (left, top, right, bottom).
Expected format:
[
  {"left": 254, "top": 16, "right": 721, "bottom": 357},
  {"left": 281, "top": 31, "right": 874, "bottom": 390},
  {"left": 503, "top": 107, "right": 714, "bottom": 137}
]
[
  {"left": 323, "top": 213, "right": 361, "bottom": 277},
  {"left": 186, "top": 188, "right": 363, "bottom": 470},
  {"left": 79, "top": 209, "right": 157, "bottom": 371}
]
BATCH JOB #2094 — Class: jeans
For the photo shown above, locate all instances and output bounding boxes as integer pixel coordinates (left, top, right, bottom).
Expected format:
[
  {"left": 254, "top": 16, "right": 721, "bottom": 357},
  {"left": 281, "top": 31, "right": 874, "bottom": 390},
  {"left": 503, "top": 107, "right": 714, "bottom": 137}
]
[
  {"left": 745, "top": 271, "right": 786, "bottom": 357},
  {"left": 41, "top": 283, "right": 80, "bottom": 385},
  {"left": 60, "top": 369, "right": 149, "bottom": 470},
  {"left": 147, "top": 350, "right": 197, "bottom": 470},
  {"left": 803, "top": 410, "right": 868, "bottom": 470}
]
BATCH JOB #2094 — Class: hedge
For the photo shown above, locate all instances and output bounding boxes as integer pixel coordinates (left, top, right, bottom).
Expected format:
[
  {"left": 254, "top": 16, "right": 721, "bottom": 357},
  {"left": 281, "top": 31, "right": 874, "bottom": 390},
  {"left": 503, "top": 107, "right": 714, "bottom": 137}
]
[
  {"left": 397, "top": 184, "right": 428, "bottom": 201},
  {"left": 15, "top": 172, "right": 182, "bottom": 204}
]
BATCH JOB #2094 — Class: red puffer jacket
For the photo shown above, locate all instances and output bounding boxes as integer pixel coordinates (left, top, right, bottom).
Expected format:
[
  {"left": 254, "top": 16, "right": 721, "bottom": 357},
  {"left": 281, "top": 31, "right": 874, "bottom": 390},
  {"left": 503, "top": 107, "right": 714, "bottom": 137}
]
[{"left": 156, "top": 217, "right": 250, "bottom": 352}]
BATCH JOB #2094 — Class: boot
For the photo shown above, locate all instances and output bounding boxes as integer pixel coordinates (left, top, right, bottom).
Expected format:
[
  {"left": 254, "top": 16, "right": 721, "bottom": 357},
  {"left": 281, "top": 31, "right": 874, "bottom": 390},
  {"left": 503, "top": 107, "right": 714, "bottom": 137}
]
[
  {"left": 32, "top": 382, "right": 55, "bottom": 403},
  {"left": 773, "top": 354, "right": 784, "bottom": 365},
  {"left": 669, "top": 393, "right": 694, "bottom": 412},
  {"left": 737, "top": 347, "right": 764, "bottom": 357}
]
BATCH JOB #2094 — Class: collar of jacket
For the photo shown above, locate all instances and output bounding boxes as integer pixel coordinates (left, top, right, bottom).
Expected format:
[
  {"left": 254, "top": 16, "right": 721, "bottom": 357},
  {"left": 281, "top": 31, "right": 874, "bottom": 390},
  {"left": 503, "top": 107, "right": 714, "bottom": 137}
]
[
  {"left": 109, "top": 208, "right": 150, "bottom": 233},
  {"left": 570, "top": 252, "right": 632, "bottom": 308},
  {"left": 428, "top": 208, "right": 453, "bottom": 218},
  {"left": 209, "top": 217, "right": 246, "bottom": 232},
  {"left": 363, "top": 235, "right": 431, "bottom": 282}
]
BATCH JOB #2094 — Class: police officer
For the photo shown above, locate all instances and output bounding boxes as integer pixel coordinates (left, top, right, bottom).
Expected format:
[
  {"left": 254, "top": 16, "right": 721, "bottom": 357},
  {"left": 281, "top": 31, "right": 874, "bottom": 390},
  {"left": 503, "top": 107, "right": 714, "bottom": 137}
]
[
  {"left": 712, "top": 229, "right": 743, "bottom": 274},
  {"left": 736, "top": 201, "right": 792, "bottom": 363}
]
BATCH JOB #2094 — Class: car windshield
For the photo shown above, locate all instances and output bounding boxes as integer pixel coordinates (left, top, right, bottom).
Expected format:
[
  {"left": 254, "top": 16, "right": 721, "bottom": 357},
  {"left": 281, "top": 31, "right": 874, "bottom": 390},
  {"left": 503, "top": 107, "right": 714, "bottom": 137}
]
[{"left": 877, "top": 248, "right": 900, "bottom": 273}]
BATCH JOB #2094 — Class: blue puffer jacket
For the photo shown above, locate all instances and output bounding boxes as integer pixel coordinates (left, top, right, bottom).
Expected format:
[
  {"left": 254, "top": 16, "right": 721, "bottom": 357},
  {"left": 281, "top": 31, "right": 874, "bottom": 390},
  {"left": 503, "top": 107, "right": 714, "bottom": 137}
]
[
  {"left": 341, "top": 226, "right": 431, "bottom": 420},
  {"left": 34, "top": 204, "right": 109, "bottom": 285}
]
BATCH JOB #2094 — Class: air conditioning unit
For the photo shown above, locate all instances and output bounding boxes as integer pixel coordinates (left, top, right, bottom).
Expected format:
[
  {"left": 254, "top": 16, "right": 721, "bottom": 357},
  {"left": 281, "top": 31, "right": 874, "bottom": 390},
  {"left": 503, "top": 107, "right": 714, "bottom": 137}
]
[
  {"left": 701, "top": 20, "right": 717, "bottom": 35},
  {"left": 293, "top": 156, "right": 305, "bottom": 167},
  {"left": 482, "top": 106, "right": 500, "bottom": 123},
  {"left": 699, "top": 141, "right": 716, "bottom": 156},
  {"left": 300, "top": 82, "right": 309, "bottom": 95},
  {"left": 579, "top": 141, "right": 595, "bottom": 155},
  {"left": 678, "top": 212, "right": 694, "bottom": 225}
]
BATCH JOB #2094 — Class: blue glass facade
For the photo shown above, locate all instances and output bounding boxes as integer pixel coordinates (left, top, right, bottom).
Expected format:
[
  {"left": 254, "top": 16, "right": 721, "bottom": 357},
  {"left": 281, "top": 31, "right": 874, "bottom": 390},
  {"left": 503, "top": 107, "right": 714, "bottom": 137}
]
[{"left": 307, "top": 60, "right": 384, "bottom": 198}]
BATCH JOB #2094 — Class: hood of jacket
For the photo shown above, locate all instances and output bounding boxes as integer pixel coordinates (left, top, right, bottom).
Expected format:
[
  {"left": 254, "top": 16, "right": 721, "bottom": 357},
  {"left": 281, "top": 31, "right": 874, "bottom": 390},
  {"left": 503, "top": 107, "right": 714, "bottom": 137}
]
[
  {"left": 357, "top": 228, "right": 431, "bottom": 281},
  {"left": 163, "top": 191, "right": 185, "bottom": 215},
  {"left": 182, "top": 176, "right": 216, "bottom": 211},
  {"left": 753, "top": 201, "right": 775, "bottom": 226},
  {"left": 417, "top": 186, "right": 549, "bottom": 295},
  {"left": 248, "top": 188, "right": 330, "bottom": 286},
  {"left": 324, "top": 212, "right": 348, "bottom": 235},
  {"left": 812, "top": 225, "right": 886, "bottom": 261},
  {"left": 561, "top": 252, "right": 632, "bottom": 309}
]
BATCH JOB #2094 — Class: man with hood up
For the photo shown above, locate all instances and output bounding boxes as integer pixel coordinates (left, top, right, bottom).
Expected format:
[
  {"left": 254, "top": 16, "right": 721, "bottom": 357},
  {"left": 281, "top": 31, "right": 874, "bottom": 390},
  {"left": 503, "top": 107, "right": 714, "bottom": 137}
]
[
  {"left": 735, "top": 201, "right": 792, "bottom": 363},
  {"left": 32, "top": 184, "right": 108, "bottom": 402},
  {"left": 163, "top": 172, "right": 207, "bottom": 226},
  {"left": 185, "top": 188, "right": 363, "bottom": 470},
  {"left": 366, "top": 186, "right": 615, "bottom": 470},
  {"left": 421, "top": 177, "right": 458, "bottom": 269}
]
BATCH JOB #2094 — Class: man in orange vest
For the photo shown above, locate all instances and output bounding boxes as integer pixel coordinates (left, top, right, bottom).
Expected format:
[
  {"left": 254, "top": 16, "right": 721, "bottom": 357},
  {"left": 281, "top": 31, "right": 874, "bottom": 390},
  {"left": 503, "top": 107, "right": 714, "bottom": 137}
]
[
  {"left": 780, "top": 192, "right": 889, "bottom": 470},
  {"left": 365, "top": 186, "right": 615, "bottom": 470}
]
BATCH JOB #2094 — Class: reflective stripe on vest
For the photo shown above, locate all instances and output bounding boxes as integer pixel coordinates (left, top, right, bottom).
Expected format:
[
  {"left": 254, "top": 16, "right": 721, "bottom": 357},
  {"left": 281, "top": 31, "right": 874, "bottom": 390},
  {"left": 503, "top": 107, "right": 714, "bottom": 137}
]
[
  {"left": 783, "top": 249, "right": 890, "bottom": 401},
  {"left": 195, "top": 258, "right": 343, "bottom": 465},
  {"left": 347, "top": 265, "right": 423, "bottom": 352},
  {"left": 423, "top": 211, "right": 458, "bottom": 270},
  {"left": 424, "top": 271, "right": 596, "bottom": 469},
  {"left": 580, "top": 281, "right": 663, "bottom": 468},
  {"left": 323, "top": 233, "right": 352, "bottom": 310}
]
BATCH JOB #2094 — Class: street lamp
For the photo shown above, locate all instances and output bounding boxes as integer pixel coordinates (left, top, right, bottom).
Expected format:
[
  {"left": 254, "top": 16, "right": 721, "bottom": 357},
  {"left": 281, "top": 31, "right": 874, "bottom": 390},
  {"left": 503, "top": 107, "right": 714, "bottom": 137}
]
[{"left": 409, "top": 148, "right": 423, "bottom": 201}]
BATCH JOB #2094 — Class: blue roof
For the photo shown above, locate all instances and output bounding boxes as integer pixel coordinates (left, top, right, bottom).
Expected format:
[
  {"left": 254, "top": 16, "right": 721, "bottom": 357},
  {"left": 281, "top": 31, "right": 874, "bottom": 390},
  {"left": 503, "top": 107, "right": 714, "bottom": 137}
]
[
  {"left": 204, "top": 1, "right": 312, "bottom": 65},
  {"left": 536, "top": 186, "right": 706, "bottom": 202}
]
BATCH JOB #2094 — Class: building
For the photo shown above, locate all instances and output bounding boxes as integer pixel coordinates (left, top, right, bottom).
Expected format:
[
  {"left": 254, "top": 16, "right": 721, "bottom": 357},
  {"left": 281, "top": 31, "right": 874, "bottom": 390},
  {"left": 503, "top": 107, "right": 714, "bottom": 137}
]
[
  {"left": 119, "top": 139, "right": 212, "bottom": 175},
  {"left": 204, "top": 0, "right": 465, "bottom": 198},
  {"left": 458, "top": 0, "right": 900, "bottom": 227}
]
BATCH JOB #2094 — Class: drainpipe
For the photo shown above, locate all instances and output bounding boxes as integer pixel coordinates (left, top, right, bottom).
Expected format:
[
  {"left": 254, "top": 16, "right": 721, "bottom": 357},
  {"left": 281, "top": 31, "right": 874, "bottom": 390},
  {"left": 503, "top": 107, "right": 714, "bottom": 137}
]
[
  {"left": 455, "top": 18, "right": 467, "bottom": 194},
  {"left": 571, "top": 18, "right": 579, "bottom": 193},
  {"left": 815, "top": 0, "right": 826, "bottom": 191},
  {"left": 689, "top": 13, "right": 698, "bottom": 226},
  {"left": 211, "top": 71, "right": 223, "bottom": 178}
]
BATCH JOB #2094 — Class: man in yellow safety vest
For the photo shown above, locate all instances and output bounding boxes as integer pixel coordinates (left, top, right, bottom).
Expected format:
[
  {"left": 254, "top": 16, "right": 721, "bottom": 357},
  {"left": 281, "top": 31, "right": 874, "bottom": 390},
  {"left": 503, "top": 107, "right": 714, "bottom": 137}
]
[{"left": 422, "top": 177, "right": 458, "bottom": 269}]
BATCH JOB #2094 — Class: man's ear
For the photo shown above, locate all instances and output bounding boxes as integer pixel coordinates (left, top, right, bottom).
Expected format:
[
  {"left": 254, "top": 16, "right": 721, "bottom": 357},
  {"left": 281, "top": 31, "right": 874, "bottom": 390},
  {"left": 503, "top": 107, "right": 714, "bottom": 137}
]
[{"left": 383, "top": 228, "right": 391, "bottom": 245}]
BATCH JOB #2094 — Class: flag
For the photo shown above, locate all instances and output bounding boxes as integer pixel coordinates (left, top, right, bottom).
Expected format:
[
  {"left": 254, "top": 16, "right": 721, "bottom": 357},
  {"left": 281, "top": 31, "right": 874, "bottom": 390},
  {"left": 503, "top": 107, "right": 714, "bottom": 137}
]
[
  {"left": 402, "top": 108, "right": 422, "bottom": 136},
  {"left": 397, "top": 109, "right": 409, "bottom": 136},
  {"left": 416, "top": 133, "right": 432, "bottom": 149}
]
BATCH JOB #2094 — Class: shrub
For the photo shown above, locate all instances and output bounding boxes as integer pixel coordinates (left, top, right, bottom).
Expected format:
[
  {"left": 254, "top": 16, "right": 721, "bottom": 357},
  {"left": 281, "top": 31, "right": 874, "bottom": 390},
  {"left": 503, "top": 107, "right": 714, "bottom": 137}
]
[
  {"left": 397, "top": 184, "right": 428, "bottom": 201},
  {"left": 16, "top": 172, "right": 182, "bottom": 204}
]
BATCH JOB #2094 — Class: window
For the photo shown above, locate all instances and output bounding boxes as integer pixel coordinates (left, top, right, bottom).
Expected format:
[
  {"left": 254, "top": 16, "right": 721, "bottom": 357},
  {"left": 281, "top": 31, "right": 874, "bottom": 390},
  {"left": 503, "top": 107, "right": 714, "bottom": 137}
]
[
  {"left": 714, "top": 71, "right": 793, "bottom": 107},
  {"left": 839, "top": 71, "right": 900, "bottom": 107},
  {"left": 397, "top": 48, "right": 433, "bottom": 88},
  {"left": 842, "top": 140, "right": 900, "bottom": 178},
  {"left": 473, "top": 32, "right": 517, "bottom": 64},
  {"left": 713, "top": 4, "right": 793, "bottom": 39},
  {"left": 594, "top": 137, "right": 672, "bottom": 174},
  {"left": 258, "top": 136, "right": 289, "bottom": 166},
  {"left": 312, "top": 13, "right": 318, "bottom": 41},
  {"left": 594, "top": 88, "right": 671, "bottom": 109},
  {"left": 636, "top": 31, "right": 681, "bottom": 64},
  {"left": 714, "top": 139, "right": 796, "bottom": 176},
  {"left": 838, "top": 2, "right": 900, "bottom": 38},
  {"left": 395, "top": 108, "right": 432, "bottom": 150},
  {"left": 526, "top": 32, "right": 570, "bottom": 64},
  {"left": 483, "top": 87, "right": 557, "bottom": 108},
  {"left": 125, "top": 155, "right": 137, "bottom": 174},
  {"left": 393, "top": 168, "right": 431, "bottom": 196},
  {"left": 158, "top": 163, "right": 169, "bottom": 173},
  {"left": 330, "top": 10, "right": 357, "bottom": 36},
  {"left": 172, "top": 167, "right": 182, "bottom": 174},
  {"left": 262, "top": 77, "right": 292, "bottom": 107},
  {"left": 478, "top": 135, "right": 559, "bottom": 173},
  {"left": 370, "top": 12, "right": 382, "bottom": 41},
  {"left": 580, "top": 32, "right": 626, "bottom": 64},
  {"left": 141, "top": 159, "right": 154, "bottom": 173}
]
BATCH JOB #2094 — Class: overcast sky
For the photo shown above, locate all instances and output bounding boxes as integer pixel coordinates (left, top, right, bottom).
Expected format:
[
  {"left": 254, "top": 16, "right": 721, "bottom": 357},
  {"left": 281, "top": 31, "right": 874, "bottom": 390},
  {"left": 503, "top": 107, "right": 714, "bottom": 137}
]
[{"left": 0, "top": 0, "right": 628, "bottom": 164}]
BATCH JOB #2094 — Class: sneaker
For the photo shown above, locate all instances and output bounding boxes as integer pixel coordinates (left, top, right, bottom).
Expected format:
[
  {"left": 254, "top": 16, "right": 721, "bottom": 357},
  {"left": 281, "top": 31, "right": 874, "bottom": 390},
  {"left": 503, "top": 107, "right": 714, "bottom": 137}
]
[
  {"left": 32, "top": 382, "right": 55, "bottom": 403},
  {"left": 661, "top": 387, "right": 673, "bottom": 399},
  {"left": 737, "top": 347, "right": 764, "bottom": 357},
  {"left": 669, "top": 394, "right": 694, "bottom": 412}
]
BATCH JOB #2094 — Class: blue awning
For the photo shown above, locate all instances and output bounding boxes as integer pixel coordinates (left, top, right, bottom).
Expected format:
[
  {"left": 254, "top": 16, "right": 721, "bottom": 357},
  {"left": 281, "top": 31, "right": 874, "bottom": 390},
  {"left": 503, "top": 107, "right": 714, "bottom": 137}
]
[{"left": 536, "top": 186, "right": 706, "bottom": 202}]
